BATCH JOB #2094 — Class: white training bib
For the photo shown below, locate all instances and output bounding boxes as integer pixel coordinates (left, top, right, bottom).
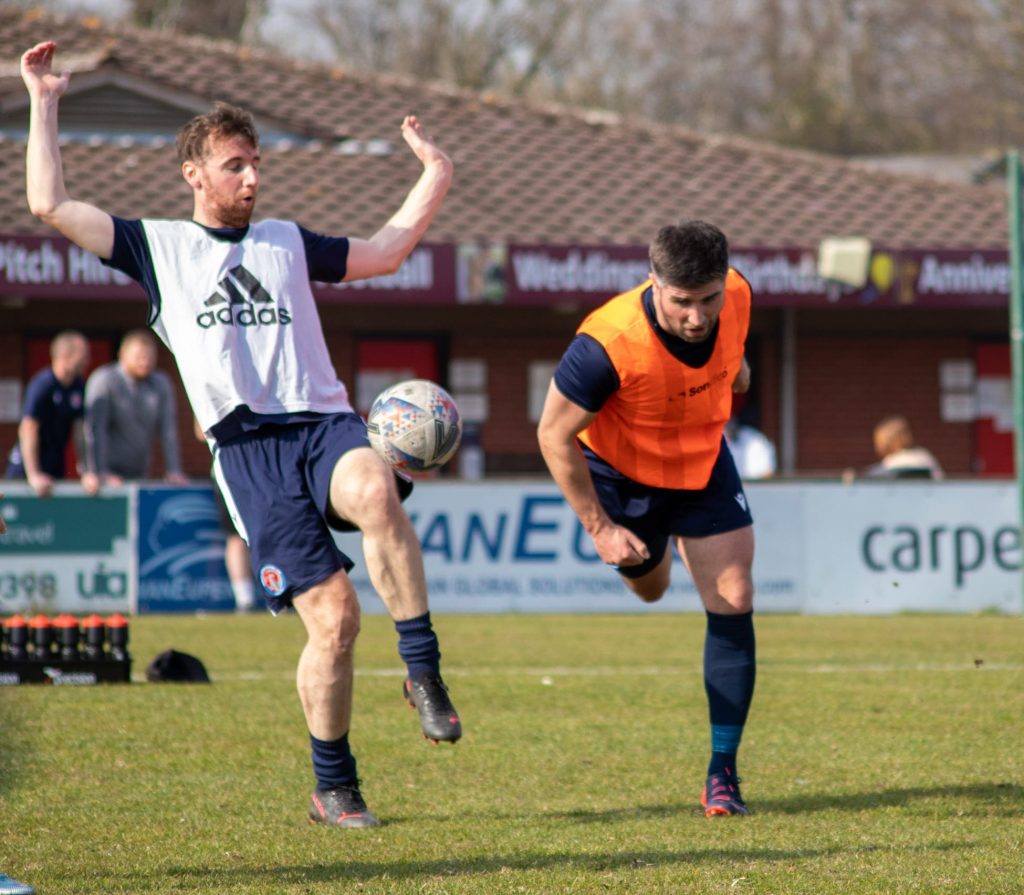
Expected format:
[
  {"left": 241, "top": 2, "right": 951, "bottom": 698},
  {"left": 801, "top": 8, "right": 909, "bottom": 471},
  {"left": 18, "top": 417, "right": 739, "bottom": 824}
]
[{"left": 142, "top": 219, "right": 353, "bottom": 432}]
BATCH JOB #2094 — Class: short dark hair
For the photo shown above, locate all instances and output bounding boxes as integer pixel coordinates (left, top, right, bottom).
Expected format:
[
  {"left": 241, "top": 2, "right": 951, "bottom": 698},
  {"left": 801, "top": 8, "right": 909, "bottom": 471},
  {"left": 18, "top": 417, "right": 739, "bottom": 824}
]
[
  {"left": 176, "top": 102, "right": 259, "bottom": 164},
  {"left": 119, "top": 328, "right": 156, "bottom": 351},
  {"left": 649, "top": 220, "right": 729, "bottom": 289},
  {"left": 50, "top": 330, "right": 86, "bottom": 360}
]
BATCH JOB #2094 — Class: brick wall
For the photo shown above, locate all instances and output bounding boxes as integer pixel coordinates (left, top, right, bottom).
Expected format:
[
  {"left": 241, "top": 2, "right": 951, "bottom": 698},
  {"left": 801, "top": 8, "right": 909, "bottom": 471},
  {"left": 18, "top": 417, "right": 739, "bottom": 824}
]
[
  {"left": 0, "top": 301, "right": 999, "bottom": 481},
  {"left": 451, "top": 332, "right": 570, "bottom": 473},
  {"left": 795, "top": 335, "right": 976, "bottom": 475}
]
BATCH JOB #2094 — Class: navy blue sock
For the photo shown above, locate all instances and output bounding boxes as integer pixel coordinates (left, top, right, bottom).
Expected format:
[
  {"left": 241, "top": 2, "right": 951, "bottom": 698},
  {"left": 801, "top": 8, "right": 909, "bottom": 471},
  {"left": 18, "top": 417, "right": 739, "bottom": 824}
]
[
  {"left": 703, "top": 610, "right": 756, "bottom": 777},
  {"left": 310, "top": 732, "right": 357, "bottom": 791},
  {"left": 395, "top": 612, "right": 441, "bottom": 677}
]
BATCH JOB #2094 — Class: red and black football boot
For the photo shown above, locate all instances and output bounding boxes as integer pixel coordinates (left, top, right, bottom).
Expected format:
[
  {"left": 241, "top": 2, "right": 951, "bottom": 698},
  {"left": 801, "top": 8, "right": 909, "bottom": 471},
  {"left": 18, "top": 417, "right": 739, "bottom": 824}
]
[
  {"left": 403, "top": 672, "right": 462, "bottom": 744},
  {"left": 308, "top": 784, "right": 380, "bottom": 828},
  {"left": 701, "top": 768, "right": 749, "bottom": 817}
]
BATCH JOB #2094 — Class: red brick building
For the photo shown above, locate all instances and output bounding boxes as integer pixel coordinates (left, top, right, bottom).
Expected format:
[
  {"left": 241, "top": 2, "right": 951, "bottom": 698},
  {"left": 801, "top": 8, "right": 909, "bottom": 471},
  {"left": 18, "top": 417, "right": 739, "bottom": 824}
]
[{"left": 0, "top": 7, "right": 1013, "bottom": 478}]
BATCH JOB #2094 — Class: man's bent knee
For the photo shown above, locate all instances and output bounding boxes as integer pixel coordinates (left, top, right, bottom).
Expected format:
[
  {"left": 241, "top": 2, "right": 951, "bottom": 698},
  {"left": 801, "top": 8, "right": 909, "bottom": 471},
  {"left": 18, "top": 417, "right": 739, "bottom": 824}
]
[
  {"left": 318, "top": 604, "right": 361, "bottom": 655},
  {"left": 331, "top": 456, "right": 401, "bottom": 530},
  {"left": 703, "top": 580, "right": 754, "bottom": 615},
  {"left": 296, "top": 576, "right": 362, "bottom": 653}
]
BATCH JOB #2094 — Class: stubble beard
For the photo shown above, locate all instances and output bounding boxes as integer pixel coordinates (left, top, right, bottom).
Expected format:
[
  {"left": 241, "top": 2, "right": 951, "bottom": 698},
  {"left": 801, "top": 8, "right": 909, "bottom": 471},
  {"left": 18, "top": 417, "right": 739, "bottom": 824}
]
[
  {"left": 204, "top": 188, "right": 255, "bottom": 228},
  {"left": 217, "top": 199, "right": 255, "bottom": 229}
]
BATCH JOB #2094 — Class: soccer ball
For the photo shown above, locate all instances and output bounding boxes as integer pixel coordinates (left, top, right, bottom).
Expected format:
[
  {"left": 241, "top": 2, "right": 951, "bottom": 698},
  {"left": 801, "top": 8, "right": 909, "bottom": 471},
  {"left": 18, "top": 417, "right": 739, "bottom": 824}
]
[{"left": 366, "top": 379, "right": 463, "bottom": 472}]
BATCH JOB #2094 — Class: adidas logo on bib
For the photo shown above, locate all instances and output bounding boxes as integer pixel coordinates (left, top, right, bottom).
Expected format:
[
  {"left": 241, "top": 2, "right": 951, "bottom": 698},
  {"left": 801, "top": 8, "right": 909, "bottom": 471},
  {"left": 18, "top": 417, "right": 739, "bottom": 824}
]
[{"left": 196, "top": 264, "right": 292, "bottom": 329}]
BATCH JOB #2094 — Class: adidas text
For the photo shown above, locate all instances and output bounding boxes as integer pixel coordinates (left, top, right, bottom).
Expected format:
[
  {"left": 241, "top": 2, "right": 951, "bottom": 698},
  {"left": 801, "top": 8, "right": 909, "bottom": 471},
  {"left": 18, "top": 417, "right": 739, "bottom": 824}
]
[{"left": 196, "top": 306, "right": 292, "bottom": 328}]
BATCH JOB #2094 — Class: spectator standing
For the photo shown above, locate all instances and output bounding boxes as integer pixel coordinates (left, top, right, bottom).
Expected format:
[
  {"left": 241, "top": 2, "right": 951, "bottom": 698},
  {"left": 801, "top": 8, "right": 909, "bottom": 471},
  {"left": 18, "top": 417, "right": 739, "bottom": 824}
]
[
  {"left": 5, "top": 329, "right": 98, "bottom": 496},
  {"left": 85, "top": 329, "right": 187, "bottom": 486}
]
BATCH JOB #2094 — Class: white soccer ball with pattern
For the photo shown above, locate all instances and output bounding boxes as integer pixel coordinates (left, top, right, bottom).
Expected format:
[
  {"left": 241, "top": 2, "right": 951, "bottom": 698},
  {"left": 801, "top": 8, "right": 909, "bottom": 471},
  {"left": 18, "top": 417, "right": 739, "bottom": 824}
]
[{"left": 367, "top": 379, "right": 463, "bottom": 472}]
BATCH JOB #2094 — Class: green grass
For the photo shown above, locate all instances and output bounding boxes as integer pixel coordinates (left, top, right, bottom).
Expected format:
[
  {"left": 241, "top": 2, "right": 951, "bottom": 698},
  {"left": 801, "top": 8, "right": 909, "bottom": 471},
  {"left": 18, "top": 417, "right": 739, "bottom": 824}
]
[{"left": 2, "top": 613, "right": 1022, "bottom": 894}]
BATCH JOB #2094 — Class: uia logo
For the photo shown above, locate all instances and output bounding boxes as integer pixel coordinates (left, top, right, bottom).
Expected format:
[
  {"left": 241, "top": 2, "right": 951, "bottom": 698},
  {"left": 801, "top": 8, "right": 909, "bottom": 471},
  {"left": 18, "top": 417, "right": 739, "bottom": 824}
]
[{"left": 196, "top": 264, "right": 292, "bottom": 329}]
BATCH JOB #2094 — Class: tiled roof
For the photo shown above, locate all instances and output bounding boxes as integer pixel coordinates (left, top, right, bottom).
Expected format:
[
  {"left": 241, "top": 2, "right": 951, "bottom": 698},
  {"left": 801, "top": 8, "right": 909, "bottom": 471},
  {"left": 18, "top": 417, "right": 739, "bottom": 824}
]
[{"left": 0, "top": 5, "right": 1008, "bottom": 249}]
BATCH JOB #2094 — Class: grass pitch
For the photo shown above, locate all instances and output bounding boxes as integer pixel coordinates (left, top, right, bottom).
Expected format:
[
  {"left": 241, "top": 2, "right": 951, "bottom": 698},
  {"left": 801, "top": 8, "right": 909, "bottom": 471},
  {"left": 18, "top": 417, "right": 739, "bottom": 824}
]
[{"left": 1, "top": 612, "right": 1022, "bottom": 894}]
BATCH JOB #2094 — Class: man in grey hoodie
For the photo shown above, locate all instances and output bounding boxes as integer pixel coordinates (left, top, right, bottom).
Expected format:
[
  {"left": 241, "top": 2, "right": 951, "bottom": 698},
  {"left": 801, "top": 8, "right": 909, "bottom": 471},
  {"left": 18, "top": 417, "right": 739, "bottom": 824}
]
[{"left": 85, "top": 329, "right": 188, "bottom": 486}]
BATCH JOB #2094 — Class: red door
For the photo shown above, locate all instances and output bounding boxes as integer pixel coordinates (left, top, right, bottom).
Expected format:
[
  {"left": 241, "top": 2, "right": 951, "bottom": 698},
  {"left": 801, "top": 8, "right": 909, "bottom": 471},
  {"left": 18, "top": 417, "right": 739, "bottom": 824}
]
[
  {"left": 354, "top": 338, "right": 440, "bottom": 415},
  {"left": 974, "top": 342, "right": 1013, "bottom": 476}
]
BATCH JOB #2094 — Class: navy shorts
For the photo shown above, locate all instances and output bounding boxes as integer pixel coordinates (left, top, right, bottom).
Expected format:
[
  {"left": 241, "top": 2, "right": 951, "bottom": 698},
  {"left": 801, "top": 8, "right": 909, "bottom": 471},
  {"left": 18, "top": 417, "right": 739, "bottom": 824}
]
[
  {"left": 212, "top": 412, "right": 412, "bottom": 612},
  {"left": 588, "top": 439, "right": 753, "bottom": 579},
  {"left": 211, "top": 480, "right": 236, "bottom": 535}
]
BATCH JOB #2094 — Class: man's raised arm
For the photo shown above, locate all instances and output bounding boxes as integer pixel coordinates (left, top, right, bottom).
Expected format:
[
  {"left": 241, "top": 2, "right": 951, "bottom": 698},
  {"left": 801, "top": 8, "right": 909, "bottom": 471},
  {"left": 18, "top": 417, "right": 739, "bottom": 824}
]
[
  {"left": 22, "top": 41, "right": 114, "bottom": 259},
  {"left": 343, "top": 115, "right": 453, "bottom": 282}
]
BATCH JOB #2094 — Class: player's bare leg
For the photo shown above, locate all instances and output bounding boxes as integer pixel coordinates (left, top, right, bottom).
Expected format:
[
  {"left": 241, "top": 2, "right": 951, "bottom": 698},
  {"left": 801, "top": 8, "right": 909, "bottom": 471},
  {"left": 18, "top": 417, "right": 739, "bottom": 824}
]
[
  {"left": 329, "top": 447, "right": 428, "bottom": 621},
  {"left": 676, "top": 526, "right": 754, "bottom": 615},
  {"left": 293, "top": 571, "right": 378, "bottom": 828},
  {"left": 292, "top": 572, "right": 360, "bottom": 739},
  {"left": 329, "top": 446, "right": 461, "bottom": 744},
  {"left": 677, "top": 525, "right": 756, "bottom": 816}
]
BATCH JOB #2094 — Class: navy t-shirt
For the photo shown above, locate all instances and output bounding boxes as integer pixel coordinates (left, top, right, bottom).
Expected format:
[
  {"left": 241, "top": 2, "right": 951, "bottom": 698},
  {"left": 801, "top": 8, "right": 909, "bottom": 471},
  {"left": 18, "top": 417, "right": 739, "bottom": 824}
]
[
  {"left": 103, "top": 217, "right": 351, "bottom": 443},
  {"left": 5, "top": 368, "right": 85, "bottom": 478}
]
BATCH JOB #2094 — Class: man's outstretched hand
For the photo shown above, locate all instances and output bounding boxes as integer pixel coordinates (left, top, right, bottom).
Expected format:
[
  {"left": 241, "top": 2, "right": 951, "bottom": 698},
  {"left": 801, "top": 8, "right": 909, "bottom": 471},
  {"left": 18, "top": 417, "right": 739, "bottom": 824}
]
[
  {"left": 21, "top": 41, "right": 70, "bottom": 100},
  {"left": 400, "top": 115, "right": 451, "bottom": 169}
]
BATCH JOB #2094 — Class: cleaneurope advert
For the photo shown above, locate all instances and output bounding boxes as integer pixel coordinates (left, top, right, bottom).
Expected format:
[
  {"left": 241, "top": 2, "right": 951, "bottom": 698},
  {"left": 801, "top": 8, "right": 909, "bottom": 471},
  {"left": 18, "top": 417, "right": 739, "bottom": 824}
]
[
  {"left": 0, "top": 481, "right": 1020, "bottom": 615},
  {"left": 336, "top": 480, "right": 1022, "bottom": 616}
]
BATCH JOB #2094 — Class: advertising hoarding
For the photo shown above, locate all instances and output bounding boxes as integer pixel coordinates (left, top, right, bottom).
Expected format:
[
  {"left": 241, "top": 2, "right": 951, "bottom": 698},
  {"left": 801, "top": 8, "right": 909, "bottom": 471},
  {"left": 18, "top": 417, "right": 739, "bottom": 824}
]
[
  {"left": 136, "top": 487, "right": 233, "bottom": 614},
  {"left": 336, "top": 481, "right": 1021, "bottom": 615},
  {"left": 0, "top": 485, "right": 132, "bottom": 614},
  {"left": 0, "top": 481, "right": 1018, "bottom": 615}
]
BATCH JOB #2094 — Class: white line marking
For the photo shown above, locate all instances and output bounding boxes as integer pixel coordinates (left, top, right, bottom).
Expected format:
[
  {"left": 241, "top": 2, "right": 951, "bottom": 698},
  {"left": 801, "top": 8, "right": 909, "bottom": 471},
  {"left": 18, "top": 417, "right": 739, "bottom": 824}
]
[{"left": 148, "top": 661, "right": 1023, "bottom": 683}]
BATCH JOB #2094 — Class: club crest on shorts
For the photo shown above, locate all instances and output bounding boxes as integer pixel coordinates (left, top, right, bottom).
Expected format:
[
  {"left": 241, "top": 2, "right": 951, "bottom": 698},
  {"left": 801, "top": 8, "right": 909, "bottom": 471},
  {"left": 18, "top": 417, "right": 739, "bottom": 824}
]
[{"left": 259, "top": 564, "right": 287, "bottom": 596}]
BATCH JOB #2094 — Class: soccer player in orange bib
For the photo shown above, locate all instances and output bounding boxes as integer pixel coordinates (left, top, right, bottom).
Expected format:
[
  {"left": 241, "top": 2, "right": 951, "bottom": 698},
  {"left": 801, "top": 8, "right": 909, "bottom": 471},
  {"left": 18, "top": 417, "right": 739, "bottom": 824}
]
[{"left": 538, "top": 220, "right": 757, "bottom": 816}]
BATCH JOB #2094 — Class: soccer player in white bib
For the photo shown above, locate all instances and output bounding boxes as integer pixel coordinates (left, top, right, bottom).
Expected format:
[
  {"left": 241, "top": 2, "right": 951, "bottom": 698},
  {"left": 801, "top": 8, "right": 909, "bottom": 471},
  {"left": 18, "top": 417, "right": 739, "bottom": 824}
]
[{"left": 21, "top": 40, "right": 461, "bottom": 828}]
